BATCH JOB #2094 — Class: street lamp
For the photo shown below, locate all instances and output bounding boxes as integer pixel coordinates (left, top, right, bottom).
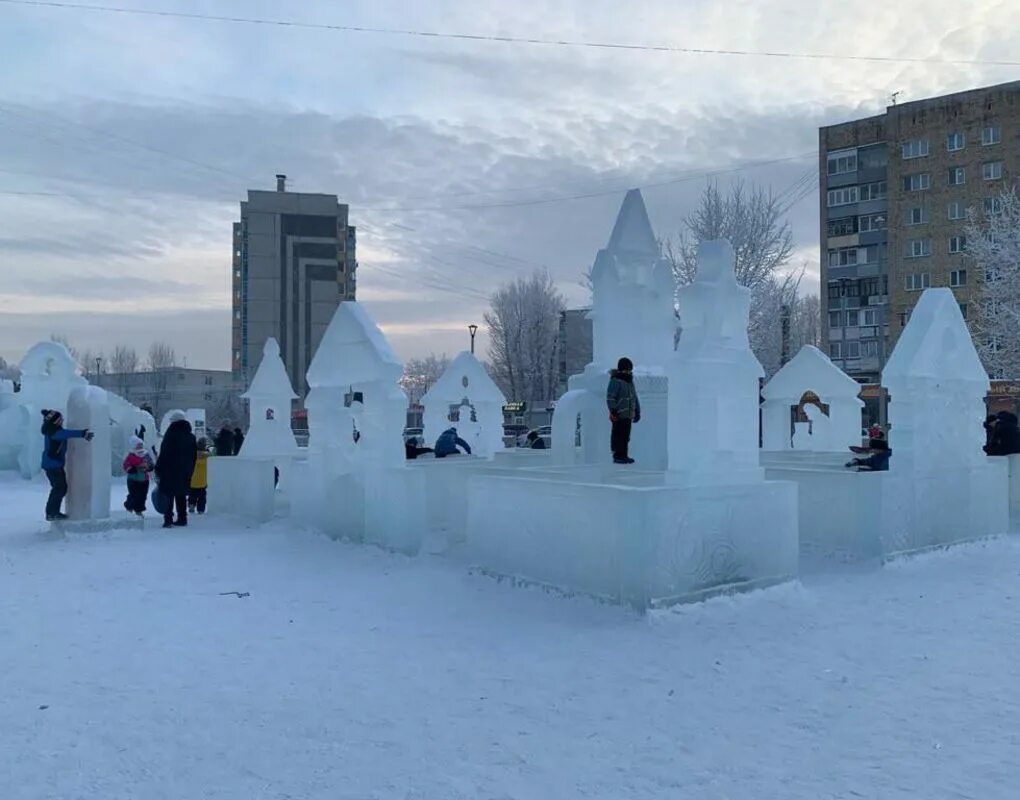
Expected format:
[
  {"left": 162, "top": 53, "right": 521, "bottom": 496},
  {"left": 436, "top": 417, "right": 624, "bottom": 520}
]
[{"left": 468, "top": 324, "right": 479, "bottom": 354}]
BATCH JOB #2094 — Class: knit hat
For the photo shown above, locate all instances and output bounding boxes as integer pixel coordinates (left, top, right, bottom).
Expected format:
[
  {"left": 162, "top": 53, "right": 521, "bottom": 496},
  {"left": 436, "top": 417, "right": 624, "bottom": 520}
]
[
  {"left": 617, "top": 357, "right": 634, "bottom": 372},
  {"left": 41, "top": 409, "right": 62, "bottom": 424},
  {"left": 129, "top": 435, "right": 145, "bottom": 451}
]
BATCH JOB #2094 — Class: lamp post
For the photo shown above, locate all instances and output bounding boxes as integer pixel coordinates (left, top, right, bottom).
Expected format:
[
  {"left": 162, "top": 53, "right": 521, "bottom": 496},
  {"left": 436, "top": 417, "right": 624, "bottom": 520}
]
[
  {"left": 95, "top": 357, "right": 102, "bottom": 382},
  {"left": 468, "top": 324, "right": 479, "bottom": 355}
]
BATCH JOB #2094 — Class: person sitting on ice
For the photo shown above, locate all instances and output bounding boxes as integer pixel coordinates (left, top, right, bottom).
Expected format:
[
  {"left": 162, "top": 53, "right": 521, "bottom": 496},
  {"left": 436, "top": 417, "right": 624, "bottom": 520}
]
[
  {"left": 985, "top": 411, "right": 1020, "bottom": 456},
  {"left": 845, "top": 435, "right": 891, "bottom": 472},
  {"left": 40, "top": 408, "right": 94, "bottom": 521},
  {"left": 405, "top": 436, "right": 434, "bottom": 460},
  {"left": 606, "top": 356, "right": 640, "bottom": 464},
  {"left": 122, "top": 435, "right": 154, "bottom": 517},
  {"left": 434, "top": 427, "right": 472, "bottom": 458}
]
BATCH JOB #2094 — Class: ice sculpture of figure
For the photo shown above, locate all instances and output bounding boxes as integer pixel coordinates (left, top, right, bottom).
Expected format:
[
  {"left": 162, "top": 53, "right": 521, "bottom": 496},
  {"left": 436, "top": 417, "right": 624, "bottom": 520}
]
[
  {"left": 879, "top": 288, "right": 1007, "bottom": 552},
  {"left": 239, "top": 338, "right": 299, "bottom": 459},
  {"left": 762, "top": 345, "right": 864, "bottom": 452},
  {"left": 422, "top": 351, "right": 506, "bottom": 459},
  {"left": 668, "top": 240, "right": 763, "bottom": 483},
  {"left": 65, "top": 385, "right": 111, "bottom": 521},
  {"left": 552, "top": 189, "right": 675, "bottom": 468}
]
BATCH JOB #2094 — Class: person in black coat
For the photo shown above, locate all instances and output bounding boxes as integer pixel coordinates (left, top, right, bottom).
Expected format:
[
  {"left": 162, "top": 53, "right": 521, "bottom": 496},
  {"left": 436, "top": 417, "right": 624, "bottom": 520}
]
[
  {"left": 233, "top": 427, "right": 245, "bottom": 455},
  {"left": 156, "top": 418, "right": 198, "bottom": 528},
  {"left": 986, "top": 411, "right": 1020, "bottom": 456},
  {"left": 214, "top": 424, "right": 234, "bottom": 456}
]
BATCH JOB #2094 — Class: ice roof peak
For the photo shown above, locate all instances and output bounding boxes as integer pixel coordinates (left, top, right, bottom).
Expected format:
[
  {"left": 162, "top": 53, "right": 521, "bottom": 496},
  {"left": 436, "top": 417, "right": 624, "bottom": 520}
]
[{"left": 606, "top": 189, "right": 660, "bottom": 262}]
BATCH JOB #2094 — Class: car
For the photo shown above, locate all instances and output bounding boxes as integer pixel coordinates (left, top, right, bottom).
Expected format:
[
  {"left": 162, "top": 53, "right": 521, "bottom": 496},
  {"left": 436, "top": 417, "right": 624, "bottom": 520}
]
[
  {"left": 502, "top": 424, "right": 528, "bottom": 448},
  {"left": 517, "top": 425, "right": 552, "bottom": 448}
]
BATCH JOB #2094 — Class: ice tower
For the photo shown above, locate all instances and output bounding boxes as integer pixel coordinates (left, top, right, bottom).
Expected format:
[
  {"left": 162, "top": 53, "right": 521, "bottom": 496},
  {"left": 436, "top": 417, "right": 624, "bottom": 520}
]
[
  {"left": 552, "top": 189, "right": 675, "bottom": 469},
  {"left": 240, "top": 338, "right": 299, "bottom": 459},
  {"left": 422, "top": 351, "right": 506, "bottom": 459}
]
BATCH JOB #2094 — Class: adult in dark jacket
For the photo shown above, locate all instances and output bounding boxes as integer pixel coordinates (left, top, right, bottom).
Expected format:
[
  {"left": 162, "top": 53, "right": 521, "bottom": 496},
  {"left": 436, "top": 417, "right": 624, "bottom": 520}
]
[
  {"left": 846, "top": 437, "right": 891, "bottom": 472},
  {"left": 233, "top": 427, "right": 245, "bottom": 455},
  {"left": 156, "top": 418, "right": 198, "bottom": 528},
  {"left": 526, "top": 430, "right": 547, "bottom": 450},
  {"left": 214, "top": 425, "right": 234, "bottom": 456},
  {"left": 405, "top": 437, "right": 434, "bottom": 460},
  {"left": 986, "top": 411, "right": 1020, "bottom": 456},
  {"left": 606, "top": 356, "right": 640, "bottom": 464},
  {"left": 40, "top": 409, "right": 93, "bottom": 521},
  {"left": 434, "top": 427, "right": 472, "bottom": 458},
  {"left": 983, "top": 414, "right": 998, "bottom": 452}
]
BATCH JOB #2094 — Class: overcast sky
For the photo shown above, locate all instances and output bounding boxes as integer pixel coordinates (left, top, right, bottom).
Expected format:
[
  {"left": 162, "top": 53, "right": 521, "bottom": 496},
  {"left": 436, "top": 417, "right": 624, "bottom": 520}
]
[{"left": 1, "top": 0, "right": 1018, "bottom": 368}]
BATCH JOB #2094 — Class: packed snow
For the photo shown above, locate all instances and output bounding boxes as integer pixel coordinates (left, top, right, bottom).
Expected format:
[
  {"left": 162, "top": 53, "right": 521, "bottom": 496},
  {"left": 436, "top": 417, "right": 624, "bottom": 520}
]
[{"left": 2, "top": 474, "right": 1019, "bottom": 799}]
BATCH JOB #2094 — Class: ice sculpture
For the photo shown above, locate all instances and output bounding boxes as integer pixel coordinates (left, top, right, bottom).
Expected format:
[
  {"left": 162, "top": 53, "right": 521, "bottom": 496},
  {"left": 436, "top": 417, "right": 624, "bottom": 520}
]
[
  {"left": 668, "top": 240, "right": 763, "bottom": 483},
  {"left": 239, "top": 338, "right": 298, "bottom": 458},
  {"left": 65, "top": 385, "right": 111, "bottom": 521},
  {"left": 552, "top": 189, "right": 675, "bottom": 469},
  {"left": 422, "top": 351, "right": 506, "bottom": 459},
  {"left": 762, "top": 345, "right": 864, "bottom": 451}
]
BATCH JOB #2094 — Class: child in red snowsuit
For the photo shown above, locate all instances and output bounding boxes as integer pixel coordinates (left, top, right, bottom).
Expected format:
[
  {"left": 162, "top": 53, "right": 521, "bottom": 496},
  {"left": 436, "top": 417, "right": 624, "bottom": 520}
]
[{"left": 122, "top": 436, "right": 154, "bottom": 515}]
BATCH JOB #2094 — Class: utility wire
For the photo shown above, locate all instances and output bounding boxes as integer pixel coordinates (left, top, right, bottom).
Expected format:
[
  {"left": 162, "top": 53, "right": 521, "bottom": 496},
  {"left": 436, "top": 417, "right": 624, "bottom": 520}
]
[{"left": 2, "top": 0, "right": 1018, "bottom": 67}]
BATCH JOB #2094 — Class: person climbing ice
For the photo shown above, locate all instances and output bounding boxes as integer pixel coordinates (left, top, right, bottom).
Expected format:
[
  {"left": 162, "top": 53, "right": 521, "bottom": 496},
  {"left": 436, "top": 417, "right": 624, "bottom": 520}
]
[
  {"left": 606, "top": 357, "right": 640, "bottom": 464},
  {"left": 434, "top": 427, "right": 472, "bottom": 458},
  {"left": 40, "top": 408, "right": 94, "bottom": 521}
]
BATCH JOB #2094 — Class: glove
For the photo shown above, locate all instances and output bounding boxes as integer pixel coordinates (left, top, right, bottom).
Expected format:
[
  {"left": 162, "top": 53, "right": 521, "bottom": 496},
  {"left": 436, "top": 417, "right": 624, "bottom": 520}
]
[
  {"left": 83, "top": 430, "right": 95, "bottom": 442},
  {"left": 634, "top": 413, "right": 641, "bottom": 424},
  {"left": 609, "top": 412, "right": 619, "bottom": 423}
]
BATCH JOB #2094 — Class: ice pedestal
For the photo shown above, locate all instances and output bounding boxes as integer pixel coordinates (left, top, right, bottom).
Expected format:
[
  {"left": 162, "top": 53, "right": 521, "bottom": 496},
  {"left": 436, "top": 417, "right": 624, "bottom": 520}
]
[
  {"left": 207, "top": 456, "right": 276, "bottom": 524},
  {"left": 65, "top": 386, "right": 111, "bottom": 521}
]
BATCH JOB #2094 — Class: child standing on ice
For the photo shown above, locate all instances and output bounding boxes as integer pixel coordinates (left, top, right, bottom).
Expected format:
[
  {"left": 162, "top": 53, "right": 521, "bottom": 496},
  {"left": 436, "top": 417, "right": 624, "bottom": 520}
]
[
  {"left": 122, "top": 435, "right": 154, "bottom": 516},
  {"left": 606, "top": 356, "right": 641, "bottom": 464},
  {"left": 188, "top": 438, "right": 209, "bottom": 515}
]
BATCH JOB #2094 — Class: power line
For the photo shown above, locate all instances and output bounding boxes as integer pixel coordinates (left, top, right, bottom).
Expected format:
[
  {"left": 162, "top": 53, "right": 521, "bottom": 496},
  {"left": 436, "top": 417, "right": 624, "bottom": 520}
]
[{"left": 3, "top": 0, "right": 1018, "bottom": 67}]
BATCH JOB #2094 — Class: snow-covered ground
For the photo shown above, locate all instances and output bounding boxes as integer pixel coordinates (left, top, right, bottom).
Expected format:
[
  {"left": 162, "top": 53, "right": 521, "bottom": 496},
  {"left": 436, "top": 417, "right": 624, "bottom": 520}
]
[{"left": 2, "top": 474, "right": 1019, "bottom": 800}]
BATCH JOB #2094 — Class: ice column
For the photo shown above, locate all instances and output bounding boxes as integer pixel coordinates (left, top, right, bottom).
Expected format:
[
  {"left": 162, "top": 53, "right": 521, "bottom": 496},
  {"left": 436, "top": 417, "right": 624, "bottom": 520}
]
[
  {"left": 240, "top": 338, "right": 299, "bottom": 458},
  {"left": 668, "top": 240, "right": 763, "bottom": 483},
  {"left": 65, "top": 385, "right": 111, "bottom": 520}
]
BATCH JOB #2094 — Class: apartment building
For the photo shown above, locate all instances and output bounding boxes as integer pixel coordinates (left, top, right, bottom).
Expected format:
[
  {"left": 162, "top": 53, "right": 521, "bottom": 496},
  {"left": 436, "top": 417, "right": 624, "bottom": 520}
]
[
  {"left": 232, "top": 174, "right": 357, "bottom": 400},
  {"left": 819, "top": 80, "right": 1020, "bottom": 383}
]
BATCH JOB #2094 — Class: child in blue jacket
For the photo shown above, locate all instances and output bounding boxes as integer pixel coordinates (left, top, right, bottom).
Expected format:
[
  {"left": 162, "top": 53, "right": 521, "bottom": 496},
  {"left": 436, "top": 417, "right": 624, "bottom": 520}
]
[{"left": 40, "top": 409, "right": 93, "bottom": 521}]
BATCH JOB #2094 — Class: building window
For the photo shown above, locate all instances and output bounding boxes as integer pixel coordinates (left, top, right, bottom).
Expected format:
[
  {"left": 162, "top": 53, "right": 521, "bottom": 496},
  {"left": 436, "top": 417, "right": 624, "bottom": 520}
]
[
  {"left": 858, "top": 213, "right": 887, "bottom": 232},
  {"left": 901, "top": 139, "right": 930, "bottom": 159},
  {"left": 984, "top": 197, "right": 1003, "bottom": 216},
  {"left": 830, "top": 342, "right": 842, "bottom": 359},
  {"left": 863, "top": 309, "right": 879, "bottom": 326},
  {"left": 950, "top": 269, "right": 968, "bottom": 287},
  {"left": 959, "top": 303, "right": 968, "bottom": 320},
  {"left": 827, "top": 282, "right": 842, "bottom": 300},
  {"left": 204, "top": 375, "right": 214, "bottom": 386},
  {"left": 907, "top": 206, "right": 929, "bottom": 225},
  {"left": 902, "top": 173, "right": 931, "bottom": 192},
  {"left": 981, "top": 125, "right": 1002, "bottom": 145},
  {"left": 861, "top": 340, "right": 879, "bottom": 358},
  {"left": 859, "top": 180, "right": 888, "bottom": 201},
  {"left": 828, "top": 247, "right": 862, "bottom": 267},
  {"left": 827, "top": 217, "right": 857, "bottom": 237},
  {"left": 827, "top": 149, "right": 858, "bottom": 175},
  {"left": 949, "top": 236, "right": 967, "bottom": 254},
  {"left": 948, "top": 201, "right": 966, "bottom": 220},
  {"left": 905, "top": 273, "right": 931, "bottom": 291},
  {"left": 827, "top": 186, "right": 859, "bottom": 207},
  {"left": 983, "top": 161, "right": 1004, "bottom": 180},
  {"left": 947, "top": 166, "right": 966, "bottom": 186},
  {"left": 828, "top": 310, "right": 842, "bottom": 328},
  {"left": 947, "top": 132, "right": 966, "bottom": 151},
  {"left": 846, "top": 310, "right": 859, "bottom": 326},
  {"left": 846, "top": 341, "right": 861, "bottom": 359},
  {"left": 899, "top": 308, "right": 913, "bottom": 326},
  {"left": 905, "top": 238, "right": 931, "bottom": 258}
]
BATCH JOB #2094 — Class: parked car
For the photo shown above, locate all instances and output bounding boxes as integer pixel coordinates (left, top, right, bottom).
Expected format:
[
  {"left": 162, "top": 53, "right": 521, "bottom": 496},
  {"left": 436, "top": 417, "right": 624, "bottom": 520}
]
[
  {"left": 517, "top": 425, "right": 552, "bottom": 448},
  {"left": 502, "top": 424, "right": 528, "bottom": 449},
  {"left": 403, "top": 427, "right": 424, "bottom": 444}
]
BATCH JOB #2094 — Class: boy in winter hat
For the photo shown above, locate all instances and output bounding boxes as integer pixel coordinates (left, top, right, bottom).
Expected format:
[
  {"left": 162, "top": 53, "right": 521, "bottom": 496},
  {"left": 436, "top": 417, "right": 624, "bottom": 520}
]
[
  {"left": 40, "top": 409, "right": 94, "bottom": 521},
  {"left": 122, "top": 435, "right": 154, "bottom": 516},
  {"left": 606, "top": 357, "right": 641, "bottom": 464},
  {"left": 188, "top": 438, "right": 209, "bottom": 515}
]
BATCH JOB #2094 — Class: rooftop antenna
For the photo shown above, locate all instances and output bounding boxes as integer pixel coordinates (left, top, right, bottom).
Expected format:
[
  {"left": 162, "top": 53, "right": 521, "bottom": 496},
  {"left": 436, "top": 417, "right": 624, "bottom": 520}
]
[{"left": 890, "top": 91, "right": 902, "bottom": 106}]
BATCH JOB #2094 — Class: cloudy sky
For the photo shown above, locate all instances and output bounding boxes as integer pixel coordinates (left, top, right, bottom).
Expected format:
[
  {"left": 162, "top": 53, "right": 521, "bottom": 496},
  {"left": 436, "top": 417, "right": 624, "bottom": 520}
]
[{"left": 1, "top": 0, "right": 1018, "bottom": 368}]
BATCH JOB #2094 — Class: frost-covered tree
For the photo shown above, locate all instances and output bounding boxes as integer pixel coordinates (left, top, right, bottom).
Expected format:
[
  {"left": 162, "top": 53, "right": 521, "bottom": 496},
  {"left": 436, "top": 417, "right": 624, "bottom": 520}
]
[
  {"left": 0, "top": 356, "right": 20, "bottom": 385},
  {"left": 666, "top": 181, "right": 797, "bottom": 377},
  {"left": 108, "top": 345, "right": 140, "bottom": 400},
  {"left": 484, "top": 270, "right": 565, "bottom": 401},
  {"left": 49, "top": 333, "right": 79, "bottom": 363},
  {"left": 965, "top": 186, "right": 1020, "bottom": 379},
  {"left": 400, "top": 353, "right": 450, "bottom": 406}
]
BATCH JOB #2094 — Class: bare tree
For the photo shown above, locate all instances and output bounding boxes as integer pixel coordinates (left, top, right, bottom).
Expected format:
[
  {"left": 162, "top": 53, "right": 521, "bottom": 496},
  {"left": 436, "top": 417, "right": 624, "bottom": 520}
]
[
  {"left": 49, "top": 333, "right": 80, "bottom": 362},
  {"left": 485, "top": 270, "right": 565, "bottom": 401},
  {"left": 400, "top": 353, "right": 450, "bottom": 406},
  {"left": 667, "top": 180, "right": 797, "bottom": 376},
  {"left": 108, "top": 345, "right": 140, "bottom": 399},
  {"left": 965, "top": 185, "right": 1020, "bottom": 379},
  {"left": 789, "top": 294, "right": 822, "bottom": 353},
  {"left": 146, "top": 341, "right": 178, "bottom": 417}
]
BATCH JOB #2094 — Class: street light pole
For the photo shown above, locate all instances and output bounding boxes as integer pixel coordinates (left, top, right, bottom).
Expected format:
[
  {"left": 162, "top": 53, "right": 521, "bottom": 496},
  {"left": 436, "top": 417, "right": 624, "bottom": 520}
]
[{"left": 468, "top": 324, "right": 479, "bottom": 355}]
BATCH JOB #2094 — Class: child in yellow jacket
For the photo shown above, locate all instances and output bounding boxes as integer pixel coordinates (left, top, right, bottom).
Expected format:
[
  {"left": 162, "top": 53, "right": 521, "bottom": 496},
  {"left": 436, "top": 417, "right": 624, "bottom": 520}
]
[{"left": 188, "top": 438, "right": 209, "bottom": 514}]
